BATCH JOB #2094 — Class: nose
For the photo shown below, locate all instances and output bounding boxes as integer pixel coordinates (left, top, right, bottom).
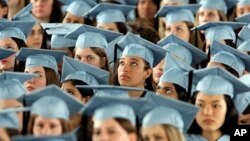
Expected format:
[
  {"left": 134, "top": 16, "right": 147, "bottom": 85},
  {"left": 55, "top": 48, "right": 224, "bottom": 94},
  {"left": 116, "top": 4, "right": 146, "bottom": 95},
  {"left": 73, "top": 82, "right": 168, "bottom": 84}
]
[
  {"left": 40, "top": 125, "right": 51, "bottom": 136},
  {"left": 98, "top": 132, "right": 109, "bottom": 141},
  {"left": 26, "top": 77, "right": 35, "bottom": 84},
  {"left": 203, "top": 106, "right": 213, "bottom": 116}
]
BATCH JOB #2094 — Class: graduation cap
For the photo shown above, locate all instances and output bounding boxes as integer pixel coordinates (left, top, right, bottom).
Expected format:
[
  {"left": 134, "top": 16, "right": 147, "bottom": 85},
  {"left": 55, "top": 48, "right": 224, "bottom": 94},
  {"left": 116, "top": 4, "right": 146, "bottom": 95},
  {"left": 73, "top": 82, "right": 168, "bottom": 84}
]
[
  {"left": 66, "top": 0, "right": 96, "bottom": 17},
  {"left": 99, "top": 0, "right": 137, "bottom": 5},
  {"left": 210, "top": 41, "right": 250, "bottom": 76},
  {"left": 192, "top": 21, "right": 246, "bottom": 43},
  {"left": 237, "top": 0, "right": 250, "bottom": 6},
  {"left": 65, "top": 24, "right": 122, "bottom": 49},
  {"left": 24, "top": 85, "right": 84, "bottom": 120},
  {"left": 76, "top": 85, "right": 148, "bottom": 97},
  {"left": 191, "top": 67, "right": 250, "bottom": 98},
  {"left": 199, "top": 0, "right": 228, "bottom": 14},
  {"left": 155, "top": 4, "right": 200, "bottom": 24},
  {"left": 12, "top": 3, "right": 36, "bottom": 22},
  {"left": 0, "top": 71, "right": 38, "bottom": 83},
  {"left": 87, "top": 3, "right": 135, "bottom": 24},
  {"left": 0, "top": 20, "right": 35, "bottom": 41},
  {"left": 117, "top": 32, "right": 166, "bottom": 67},
  {"left": 0, "top": 109, "right": 20, "bottom": 129},
  {"left": 51, "top": 35, "right": 76, "bottom": 49},
  {"left": 12, "top": 133, "right": 77, "bottom": 141},
  {"left": 15, "top": 48, "right": 67, "bottom": 73},
  {"left": 139, "top": 92, "right": 198, "bottom": 132},
  {"left": 237, "top": 26, "right": 250, "bottom": 46},
  {"left": 0, "top": 48, "right": 16, "bottom": 60},
  {"left": 235, "top": 13, "right": 250, "bottom": 23},
  {"left": 238, "top": 39, "right": 250, "bottom": 52},
  {"left": 61, "top": 56, "right": 109, "bottom": 85},
  {"left": 159, "top": 53, "right": 194, "bottom": 91},
  {"left": 81, "top": 95, "right": 148, "bottom": 126},
  {"left": 157, "top": 34, "right": 206, "bottom": 66},
  {"left": 41, "top": 23, "right": 82, "bottom": 35}
]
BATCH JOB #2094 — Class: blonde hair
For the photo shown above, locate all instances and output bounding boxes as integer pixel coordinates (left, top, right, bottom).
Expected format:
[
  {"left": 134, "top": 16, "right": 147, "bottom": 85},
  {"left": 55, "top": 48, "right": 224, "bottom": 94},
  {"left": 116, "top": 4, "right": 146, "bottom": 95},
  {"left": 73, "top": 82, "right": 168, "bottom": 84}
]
[{"left": 162, "top": 124, "right": 186, "bottom": 141}]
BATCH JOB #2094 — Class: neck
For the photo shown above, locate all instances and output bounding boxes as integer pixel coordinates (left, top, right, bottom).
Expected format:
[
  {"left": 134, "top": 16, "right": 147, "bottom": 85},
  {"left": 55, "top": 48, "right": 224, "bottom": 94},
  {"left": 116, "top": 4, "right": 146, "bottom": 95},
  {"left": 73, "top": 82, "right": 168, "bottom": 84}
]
[
  {"left": 37, "top": 17, "right": 50, "bottom": 23},
  {"left": 202, "top": 130, "right": 222, "bottom": 141},
  {"left": 7, "top": 7, "right": 18, "bottom": 20},
  {"left": 128, "top": 84, "right": 145, "bottom": 98}
]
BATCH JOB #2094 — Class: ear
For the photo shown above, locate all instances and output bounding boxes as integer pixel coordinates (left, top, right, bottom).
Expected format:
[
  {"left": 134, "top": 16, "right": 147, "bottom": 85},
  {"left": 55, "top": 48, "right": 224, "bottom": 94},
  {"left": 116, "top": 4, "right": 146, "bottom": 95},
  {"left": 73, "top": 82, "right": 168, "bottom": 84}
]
[
  {"left": 143, "top": 68, "right": 152, "bottom": 79},
  {"left": 100, "top": 57, "right": 107, "bottom": 68},
  {"left": 129, "top": 133, "right": 137, "bottom": 141}
]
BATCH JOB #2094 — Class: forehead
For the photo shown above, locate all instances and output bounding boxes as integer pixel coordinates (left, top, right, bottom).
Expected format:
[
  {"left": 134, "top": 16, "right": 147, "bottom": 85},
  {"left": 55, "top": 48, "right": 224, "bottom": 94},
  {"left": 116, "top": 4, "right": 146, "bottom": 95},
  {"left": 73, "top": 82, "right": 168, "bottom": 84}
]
[
  {"left": 0, "top": 38, "right": 16, "bottom": 45},
  {"left": 25, "top": 66, "right": 45, "bottom": 73},
  {"left": 165, "top": 21, "right": 189, "bottom": 27},
  {"left": 120, "top": 56, "right": 146, "bottom": 63},
  {"left": 196, "top": 92, "right": 225, "bottom": 102}
]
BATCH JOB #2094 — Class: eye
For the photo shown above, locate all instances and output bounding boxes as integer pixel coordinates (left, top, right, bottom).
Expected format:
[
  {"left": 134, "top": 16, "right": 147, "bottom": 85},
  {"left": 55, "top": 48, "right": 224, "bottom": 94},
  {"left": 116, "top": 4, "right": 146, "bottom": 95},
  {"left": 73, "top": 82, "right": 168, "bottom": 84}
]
[
  {"left": 5, "top": 46, "right": 14, "bottom": 50},
  {"left": 86, "top": 55, "right": 94, "bottom": 61},
  {"left": 131, "top": 61, "right": 138, "bottom": 66},
  {"left": 75, "top": 55, "right": 82, "bottom": 61},
  {"left": 93, "top": 129, "right": 101, "bottom": 135},
  {"left": 176, "top": 27, "right": 183, "bottom": 32},
  {"left": 212, "top": 104, "right": 220, "bottom": 108},
  {"left": 196, "top": 103, "right": 203, "bottom": 108},
  {"left": 66, "top": 90, "right": 76, "bottom": 96},
  {"left": 118, "top": 60, "right": 125, "bottom": 66},
  {"left": 165, "top": 27, "right": 171, "bottom": 32}
]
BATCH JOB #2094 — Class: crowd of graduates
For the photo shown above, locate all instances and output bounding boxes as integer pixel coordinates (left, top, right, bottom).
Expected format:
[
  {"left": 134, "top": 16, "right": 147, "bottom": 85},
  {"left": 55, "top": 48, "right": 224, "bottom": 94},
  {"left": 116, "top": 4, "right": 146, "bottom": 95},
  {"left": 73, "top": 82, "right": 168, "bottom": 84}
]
[{"left": 1, "top": 0, "right": 250, "bottom": 141}]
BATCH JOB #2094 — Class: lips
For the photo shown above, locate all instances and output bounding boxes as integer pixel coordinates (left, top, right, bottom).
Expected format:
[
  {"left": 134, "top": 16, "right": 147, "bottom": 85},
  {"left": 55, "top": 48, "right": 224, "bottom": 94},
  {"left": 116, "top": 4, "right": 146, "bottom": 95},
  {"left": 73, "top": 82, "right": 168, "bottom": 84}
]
[
  {"left": 119, "top": 74, "right": 130, "bottom": 80},
  {"left": 26, "top": 85, "right": 35, "bottom": 92},
  {"left": 155, "top": 72, "right": 163, "bottom": 77},
  {"left": 203, "top": 119, "right": 214, "bottom": 125},
  {"left": 0, "top": 60, "right": 8, "bottom": 64}
]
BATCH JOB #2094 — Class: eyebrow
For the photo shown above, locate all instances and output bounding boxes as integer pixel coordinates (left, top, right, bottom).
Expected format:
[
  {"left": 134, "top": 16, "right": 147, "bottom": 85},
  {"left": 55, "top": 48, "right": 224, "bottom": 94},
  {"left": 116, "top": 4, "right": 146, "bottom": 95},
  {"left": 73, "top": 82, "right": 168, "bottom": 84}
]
[{"left": 197, "top": 99, "right": 221, "bottom": 103}]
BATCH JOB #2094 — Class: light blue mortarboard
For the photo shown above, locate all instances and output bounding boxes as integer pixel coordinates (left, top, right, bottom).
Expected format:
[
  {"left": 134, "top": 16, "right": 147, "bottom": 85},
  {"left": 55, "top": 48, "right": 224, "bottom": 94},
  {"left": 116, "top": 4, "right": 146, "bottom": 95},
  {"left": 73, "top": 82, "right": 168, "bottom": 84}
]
[
  {"left": 51, "top": 35, "right": 76, "bottom": 49},
  {"left": 238, "top": 39, "right": 250, "bottom": 52},
  {"left": 0, "top": 48, "right": 16, "bottom": 60},
  {"left": 0, "top": 72, "right": 37, "bottom": 99},
  {"left": 12, "top": 133, "right": 77, "bottom": 141},
  {"left": 24, "top": 85, "right": 84, "bottom": 120},
  {"left": 99, "top": 0, "right": 138, "bottom": 5},
  {"left": 61, "top": 56, "right": 109, "bottom": 85},
  {"left": 192, "top": 21, "right": 246, "bottom": 43},
  {"left": 237, "top": 0, "right": 250, "bottom": 6},
  {"left": 12, "top": 3, "right": 36, "bottom": 22},
  {"left": 235, "top": 13, "right": 250, "bottom": 23},
  {"left": 87, "top": 3, "right": 135, "bottom": 24},
  {"left": 237, "top": 26, "right": 250, "bottom": 47},
  {"left": 76, "top": 85, "right": 147, "bottom": 97},
  {"left": 210, "top": 41, "right": 250, "bottom": 76},
  {"left": 199, "top": 0, "right": 227, "bottom": 14},
  {"left": 157, "top": 34, "right": 207, "bottom": 66},
  {"left": 65, "top": 24, "right": 122, "bottom": 49},
  {"left": 0, "top": 20, "right": 35, "bottom": 41},
  {"left": 15, "top": 48, "right": 67, "bottom": 73},
  {"left": 66, "top": 0, "right": 96, "bottom": 17},
  {"left": 81, "top": 95, "right": 148, "bottom": 126},
  {"left": 159, "top": 53, "right": 194, "bottom": 91},
  {"left": 155, "top": 4, "right": 200, "bottom": 24},
  {"left": 234, "top": 74, "right": 250, "bottom": 114},
  {"left": 0, "top": 109, "right": 20, "bottom": 129},
  {"left": 41, "top": 23, "right": 82, "bottom": 35},
  {"left": 191, "top": 67, "right": 250, "bottom": 98},
  {"left": 117, "top": 32, "right": 166, "bottom": 67},
  {"left": 139, "top": 92, "right": 198, "bottom": 132}
]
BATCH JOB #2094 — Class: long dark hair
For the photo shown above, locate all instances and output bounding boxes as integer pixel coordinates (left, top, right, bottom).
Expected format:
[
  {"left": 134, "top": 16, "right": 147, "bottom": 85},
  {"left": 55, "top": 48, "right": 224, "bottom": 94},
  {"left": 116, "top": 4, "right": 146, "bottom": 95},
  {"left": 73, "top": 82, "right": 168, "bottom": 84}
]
[
  {"left": 13, "top": 37, "right": 27, "bottom": 72},
  {"left": 188, "top": 92, "right": 239, "bottom": 135},
  {"left": 49, "top": 0, "right": 63, "bottom": 23},
  {"left": 174, "top": 84, "right": 188, "bottom": 102}
]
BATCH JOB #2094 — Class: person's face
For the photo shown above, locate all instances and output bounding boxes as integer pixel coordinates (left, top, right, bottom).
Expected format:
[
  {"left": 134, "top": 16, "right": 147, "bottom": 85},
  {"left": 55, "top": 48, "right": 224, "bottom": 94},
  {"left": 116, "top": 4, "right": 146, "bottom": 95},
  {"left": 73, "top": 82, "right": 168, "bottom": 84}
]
[
  {"left": 118, "top": 56, "right": 152, "bottom": 88},
  {"left": 197, "top": 8, "right": 221, "bottom": 25},
  {"left": 97, "top": 23, "right": 119, "bottom": 33},
  {"left": 141, "top": 124, "right": 169, "bottom": 141},
  {"left": 92, "top": 118, "right": 134, "bottom": 141},
  {"left": 0, "top": 38, "right": 19, "bottom": 71},
  {"left": 164, "top": 21, "right": 190, "bottom": 42},
  {"left": 74, "top": 48, "right": 103, "bottom": 69},
  {"left": 61, "top": 81, "right": 89, "bottom": 104},
  {"left": 195, "top": 92, "right": 227, "bottom": 131},
  {"left": 156, "top": 82, "right": 178, "bottom": 100},
  {"left": 152, "top": 59, "right": 164, "bottom": 84},
  {"left": 33, "top": 116, "right": 63, "bottom": 137},
  {"left": 24, "top": 67, "right": 47, "bottom": 93},
  {"left": 30, "top": 0, "right": 53, "bottom": 21},
  {"left": 0, "top": 128, "right": 11, "bottom": 141},
  {"left": 137, "top": 0, "right": 158, "bottom": 21},
  {"left": 236, "top": 4, "right": 250, "bottom": 17},
  {"left": 26, "top": 23, "right": 43, "bottom": 49},
  {"left": 63, "top": 12, "right": 84, "bottom": 24},
  {"left": 239, "top": 114, "right": 250, "bottom": 125},
  {"left": 0, "top": 99, "right": 23, "bottom": 130}
]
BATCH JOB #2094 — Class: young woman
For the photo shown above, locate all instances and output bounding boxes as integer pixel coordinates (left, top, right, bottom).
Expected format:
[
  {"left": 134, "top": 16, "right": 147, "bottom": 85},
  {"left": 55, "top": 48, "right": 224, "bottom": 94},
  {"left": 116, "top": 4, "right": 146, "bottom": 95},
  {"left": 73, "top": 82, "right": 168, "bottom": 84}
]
[
  {"left": 65, "top": 24, "right": 122, "bottom": 72},
  {"left": 61, "top": 56, "right": 109, "bottom": 104},
  {"left": 112, "top": 33, "right": 166, "bottom": 96},
  {"left": 235, "top": 0, "right": 250, "bottom": 18},
  {"left": 140, "top": 93, "right": 198, "bottom": 141},
  {"left": 87, "top": 3, "right": 132, "bottom": 34},
  {"left": 30, "top": 0, "right": 62, "bottom": 23},
  {"left": 26, "top": 22, "right": 47, "bottom": 49},
  {"left": 26, "top": 85, "right": 83, "bottom": 136},
  {"left": 15, "top": 48, "right": 66, "bottom": 93},
  {"left": 62, "top": 0, "right": 95, "bottom": 24},
  {"left": 0, "top": 21, "right": 35, "bottom": 72},
  {"left": 81, "top": 94, "right": 147, "bottom": 141},
  {"left": 187, "top": 67, "right": 247, "bottom": 141}
]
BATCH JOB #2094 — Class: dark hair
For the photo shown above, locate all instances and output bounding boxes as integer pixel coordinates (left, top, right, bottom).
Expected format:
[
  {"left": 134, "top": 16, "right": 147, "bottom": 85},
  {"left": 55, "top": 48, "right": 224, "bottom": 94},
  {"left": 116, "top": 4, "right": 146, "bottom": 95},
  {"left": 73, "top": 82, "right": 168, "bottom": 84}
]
[
  {"left": 0, "top": 0, "right": 7, "bottom": 19},
  {"left": 41, "top": 27, "right": 49, "bottom": 49},
  {"left": 89, "top": 47, "right": 110, "bottom": 72},
  {"left": 12, "top": 37, "right": 27, "bottom": 72},
  {"left": 44, "top": 67, "right": 61, "bottom": 87},
  {"left": 188, "top": 92, "right": 239, "bottom": 135},
  {"left": 6, "top": 128, "right": 20, "bottom": 137},
  {"left": 71, "top": 80, "right": 94, "bottom": 98},
  {"left": 116, "top": 22, "right": 128, "bottom": 35},
  {"left": 222, "top": 63, "right": 240, "bottom": 78},
  {"left": 243, "top": 104, "right": 250, "bottom": 115},
  {"left": 174, "top": 84, "right": 188, "bottom": 102},
  {"left": 49, "top": 0, "right": 63, "bottom": 23}
]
